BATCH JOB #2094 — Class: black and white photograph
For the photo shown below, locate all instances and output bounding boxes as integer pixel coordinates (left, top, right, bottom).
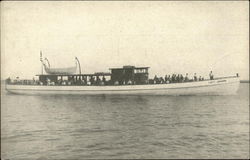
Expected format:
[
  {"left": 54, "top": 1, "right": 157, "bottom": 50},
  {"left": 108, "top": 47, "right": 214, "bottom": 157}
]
[{"left": 1, "top": 1, "right": 249, "bottom": 159}]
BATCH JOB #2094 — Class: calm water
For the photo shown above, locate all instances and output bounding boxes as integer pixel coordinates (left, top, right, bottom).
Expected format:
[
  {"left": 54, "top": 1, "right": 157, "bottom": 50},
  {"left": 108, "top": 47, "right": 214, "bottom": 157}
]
[{"left": 1, "top": 83, "right": 249, "bottom": 159}]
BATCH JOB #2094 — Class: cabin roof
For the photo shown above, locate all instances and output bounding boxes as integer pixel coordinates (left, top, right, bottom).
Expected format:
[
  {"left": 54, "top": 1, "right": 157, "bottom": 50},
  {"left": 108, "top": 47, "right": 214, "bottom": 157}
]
[
  {"left": 36, "top": 72, "right": 111, "bottom": 77},
  {"left": 109, "top": 66, "right": 150, "bottom": 70}
]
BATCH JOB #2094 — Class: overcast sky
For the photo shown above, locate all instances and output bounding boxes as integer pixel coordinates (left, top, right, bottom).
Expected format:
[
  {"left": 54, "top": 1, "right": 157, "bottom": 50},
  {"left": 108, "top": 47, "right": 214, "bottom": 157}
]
[{"left": 1, "top": 1, "right": 249, "bottom": 80}]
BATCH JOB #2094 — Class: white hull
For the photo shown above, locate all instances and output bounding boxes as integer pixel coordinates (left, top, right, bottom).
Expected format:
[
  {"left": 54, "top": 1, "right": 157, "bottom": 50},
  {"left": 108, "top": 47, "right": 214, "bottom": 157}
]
[{"left": 5, "top": 77, "right": 240, "bottom": 96}]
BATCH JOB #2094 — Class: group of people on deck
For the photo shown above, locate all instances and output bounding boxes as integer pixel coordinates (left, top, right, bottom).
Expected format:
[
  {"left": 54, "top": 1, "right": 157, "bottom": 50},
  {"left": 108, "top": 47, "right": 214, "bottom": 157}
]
[
  {"left": 6, "top": 71, "right": 215, "bottom": 86},
  {"left": 89, "top": 76, "right": 106, "bottom": 85},
  {"left": 152, "top": 71, "right": 214, "bottom": 84},
  {"left": 54, "top": 76, "right": 107, "bottom": 86}
]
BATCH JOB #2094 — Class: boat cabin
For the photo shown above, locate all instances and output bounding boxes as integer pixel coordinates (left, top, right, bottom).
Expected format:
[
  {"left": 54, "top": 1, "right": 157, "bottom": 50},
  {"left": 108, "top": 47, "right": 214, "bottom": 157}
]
[
  {"left": 36, "top": 65, "right": 149, "bottom": 86},
  {"left": 110, "top": 65, "right": 149, "bottom": 85},
  {"left": 36, "top": 72, "right": 111, "bottom": 85}
]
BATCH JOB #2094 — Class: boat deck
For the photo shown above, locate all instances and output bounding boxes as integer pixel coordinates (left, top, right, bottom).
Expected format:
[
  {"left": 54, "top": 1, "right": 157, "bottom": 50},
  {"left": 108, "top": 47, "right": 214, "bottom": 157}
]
[{"left": 5, "top": 76, "right": 239, "bottom": 86}]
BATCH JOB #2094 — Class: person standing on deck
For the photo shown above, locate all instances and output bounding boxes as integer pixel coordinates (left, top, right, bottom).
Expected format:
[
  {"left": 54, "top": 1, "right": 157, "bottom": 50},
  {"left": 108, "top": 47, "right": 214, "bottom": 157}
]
[
  {"left": 160, "top": 77, "right": 164, "bottom": 84},
  {"left": 171, "top": 74, "right": 175, "bottom": 83},
  {"left": 209, "top": 71, "right": 214, "bottom": 80},
  {"left": 97, "top": 76, "right": 101, "bottom": 85},
  {"left": 180, "top": 74, "right": 184, "bottom": 82},
  {"left": 199, "top": 76, "right": 202, "bottom": 81},
  {"left": 165, "top": 75, "right": 168, "bottom": 83},
  {"left": 6, "top": 77, "right": 11, "bottom": 84},
  {"left": 168, "top": 75, "right": 171, "bottom": 83},
  {"left": 184, "top": 73, "right": 189, "bottom": 82},
  {"left": 154, "top": 75, "right": 158, "bottom": 84},
  {"left": 102, "top": 76, "right": 106, "bottom": 84},
  {"left": 194, "top": 73, "right": 197, "bottom": 81}
]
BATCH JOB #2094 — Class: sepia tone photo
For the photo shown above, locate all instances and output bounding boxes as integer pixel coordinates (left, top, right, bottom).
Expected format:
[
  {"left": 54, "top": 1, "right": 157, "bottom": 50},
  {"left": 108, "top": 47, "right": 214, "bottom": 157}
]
[{"left": 1, "top": 1, "right": 249, "bottom": 159}]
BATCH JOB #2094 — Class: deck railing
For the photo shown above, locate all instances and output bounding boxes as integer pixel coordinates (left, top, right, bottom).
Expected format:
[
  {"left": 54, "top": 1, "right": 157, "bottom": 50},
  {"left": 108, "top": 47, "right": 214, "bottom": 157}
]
[{"left": 5, "top": 75, "right": 239, "bottom": 86}]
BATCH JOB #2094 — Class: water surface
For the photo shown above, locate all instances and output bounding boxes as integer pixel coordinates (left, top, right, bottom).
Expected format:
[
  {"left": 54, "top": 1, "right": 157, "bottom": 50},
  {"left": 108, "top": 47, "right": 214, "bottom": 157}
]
[{"left": 1, "top": 83, "right": 249, "bottom": 159}]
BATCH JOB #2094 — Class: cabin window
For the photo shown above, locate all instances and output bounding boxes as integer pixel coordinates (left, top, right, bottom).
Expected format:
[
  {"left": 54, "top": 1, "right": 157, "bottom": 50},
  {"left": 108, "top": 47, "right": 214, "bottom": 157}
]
[{"left": 135, "top": 69, "right": 146, "bottom": 73}]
